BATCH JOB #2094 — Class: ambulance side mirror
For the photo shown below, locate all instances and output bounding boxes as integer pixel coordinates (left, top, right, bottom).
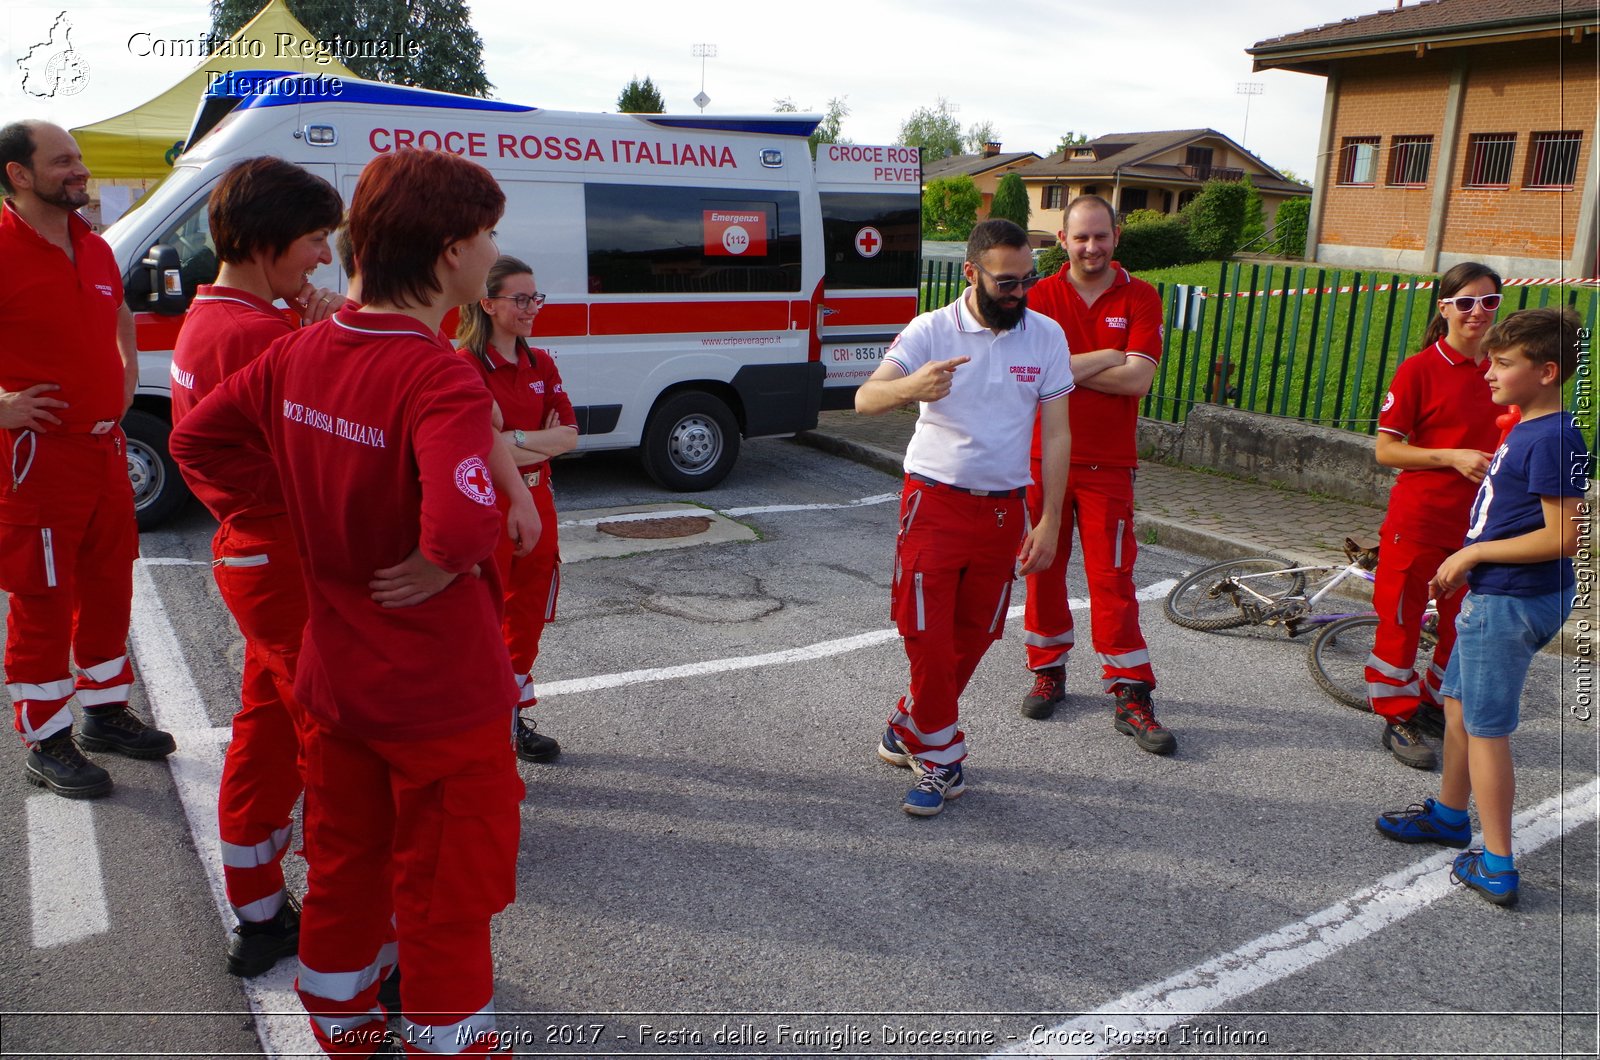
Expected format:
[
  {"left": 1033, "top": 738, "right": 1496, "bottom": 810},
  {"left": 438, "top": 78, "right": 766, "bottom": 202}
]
[{"left": 140, "top": 244, "right": 187, "bottom": 315}]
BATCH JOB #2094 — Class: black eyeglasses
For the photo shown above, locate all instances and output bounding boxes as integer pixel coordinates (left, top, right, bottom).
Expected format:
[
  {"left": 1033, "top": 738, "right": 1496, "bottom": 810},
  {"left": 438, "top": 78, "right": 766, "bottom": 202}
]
[
  {"left": 973, "top": 261, "right": 1040, "bottom": 293},
  {"left": 490, "top": 293, "right": 547, "bottom": 310},
  {"left": 1441, "top": 293, "right": 1502, "bottom": 313}
]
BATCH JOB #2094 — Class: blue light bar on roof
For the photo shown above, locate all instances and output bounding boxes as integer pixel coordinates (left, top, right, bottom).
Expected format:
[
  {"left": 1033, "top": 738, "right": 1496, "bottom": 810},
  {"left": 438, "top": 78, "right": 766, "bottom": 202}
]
[
  {"left": 222, "top": 73, "right": 535, "bottom": 113},
  {"left": 644, "top": 116, "right": 821, "bottom": 137}
]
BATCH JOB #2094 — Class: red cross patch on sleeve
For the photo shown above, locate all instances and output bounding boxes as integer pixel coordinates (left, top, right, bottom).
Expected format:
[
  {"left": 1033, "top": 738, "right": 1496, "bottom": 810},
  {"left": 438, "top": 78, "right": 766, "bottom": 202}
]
[{"left": 454, "top": 456, "right": 497, "bottom": 505}]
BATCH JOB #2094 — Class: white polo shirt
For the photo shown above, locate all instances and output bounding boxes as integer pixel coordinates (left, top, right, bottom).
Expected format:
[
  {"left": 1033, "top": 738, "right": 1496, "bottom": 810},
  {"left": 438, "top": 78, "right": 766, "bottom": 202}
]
[{"left": 885, "top": 292, "right": 1073, "bottom": 492}]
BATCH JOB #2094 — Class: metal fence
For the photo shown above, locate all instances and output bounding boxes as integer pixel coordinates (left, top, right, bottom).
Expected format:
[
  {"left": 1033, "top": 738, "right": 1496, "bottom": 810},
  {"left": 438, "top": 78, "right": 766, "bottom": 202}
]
[{"left": 920, "top": 259, "right": 1599, "bottom": 448}]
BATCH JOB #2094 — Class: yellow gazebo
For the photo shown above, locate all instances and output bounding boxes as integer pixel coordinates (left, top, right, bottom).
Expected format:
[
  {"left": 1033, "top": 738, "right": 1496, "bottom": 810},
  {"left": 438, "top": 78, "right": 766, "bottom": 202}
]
[{"left": 72, "top": 0, "right": 355, "bottom": 184}]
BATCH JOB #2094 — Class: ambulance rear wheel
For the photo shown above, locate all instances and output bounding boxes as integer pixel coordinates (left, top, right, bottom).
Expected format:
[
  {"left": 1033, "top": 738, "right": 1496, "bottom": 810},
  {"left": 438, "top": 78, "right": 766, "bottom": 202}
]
[
  {"left": 123, "top": 408, "right": 192, "bottom": 530},
  {"left": 640, "top": 391, "right": 740, "bottom": 491}
]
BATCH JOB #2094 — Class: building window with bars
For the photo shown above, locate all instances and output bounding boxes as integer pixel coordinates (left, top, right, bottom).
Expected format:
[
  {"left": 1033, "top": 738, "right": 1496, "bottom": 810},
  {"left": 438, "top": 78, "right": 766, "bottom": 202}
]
[
  {"left": 1387, "top": 135, "right": 1433, "bottom": 186},
  {"left": 1042, "top": 185, "right": 1063, "bottom": 209},
  {"left": 1337, "top": 137, "right": 1379, "bottom": 185},
  {"left": 1527, "top": 131, "right": 1581, "bottom": 188},
  {"left": 1464, "top": 133, "right": 1516, "bottom": 187}
]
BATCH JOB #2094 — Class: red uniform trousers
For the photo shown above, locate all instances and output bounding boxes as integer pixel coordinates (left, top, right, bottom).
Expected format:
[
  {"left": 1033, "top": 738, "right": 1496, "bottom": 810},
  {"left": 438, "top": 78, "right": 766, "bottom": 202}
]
[
  {"left": 1022, "top": 462, "right": 1155, "bottom": 691},
  {"left": 212, "top": 514, "right": 310, "bottom": 924},
  {"left": 887, "top": 477, "right": 1024, "bottom": 767},
  {"left": 492, "top": 475, "right": 559, "bottom": 708},
  {"left": 1366, "top": 526, "right": 1459, "bottom": 721},
  {"left": 1, "top": 428, "right": 137, "bottom": 743},
  {"left": 295, "top": 712, "right": 523, "bottom": 1057}
]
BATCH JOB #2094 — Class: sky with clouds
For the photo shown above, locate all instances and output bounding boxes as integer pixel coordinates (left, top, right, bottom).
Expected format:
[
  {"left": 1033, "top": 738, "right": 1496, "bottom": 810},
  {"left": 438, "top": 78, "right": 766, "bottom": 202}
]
[{"left": 4, "top": 1, "right": 1409, "bottom": 181}]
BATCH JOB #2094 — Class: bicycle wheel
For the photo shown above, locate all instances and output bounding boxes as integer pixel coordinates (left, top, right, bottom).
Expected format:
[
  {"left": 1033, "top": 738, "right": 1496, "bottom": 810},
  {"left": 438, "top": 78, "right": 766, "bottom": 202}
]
[
  {"left": 1163, "top": 557, "right": 1308, "bottom": 632},
  {"left": 1309, "top": 614, "right": 1441, "bottom": 711}
]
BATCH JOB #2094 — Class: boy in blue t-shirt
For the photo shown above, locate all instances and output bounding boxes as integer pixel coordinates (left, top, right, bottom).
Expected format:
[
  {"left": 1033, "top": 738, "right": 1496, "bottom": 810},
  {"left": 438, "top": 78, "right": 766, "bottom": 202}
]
[{"left": 1375, "top": 307, "right": 1590, "bottom": 906}]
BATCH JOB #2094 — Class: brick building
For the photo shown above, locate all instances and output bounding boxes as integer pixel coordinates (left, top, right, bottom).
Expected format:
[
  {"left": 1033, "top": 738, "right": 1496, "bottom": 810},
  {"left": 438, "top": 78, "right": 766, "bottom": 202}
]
[
  {"left": 1014, "top": 129, "right": 1310, "bottom": 238},
  {"left": 1249, "top": 0, "right": 1598, "bottom": 278}
]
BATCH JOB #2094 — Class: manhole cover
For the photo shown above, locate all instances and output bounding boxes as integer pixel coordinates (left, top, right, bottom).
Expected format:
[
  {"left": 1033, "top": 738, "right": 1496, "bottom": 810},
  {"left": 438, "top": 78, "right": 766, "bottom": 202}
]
[{"left": 597, "top": 515, "right": 712, "bottom": 540}]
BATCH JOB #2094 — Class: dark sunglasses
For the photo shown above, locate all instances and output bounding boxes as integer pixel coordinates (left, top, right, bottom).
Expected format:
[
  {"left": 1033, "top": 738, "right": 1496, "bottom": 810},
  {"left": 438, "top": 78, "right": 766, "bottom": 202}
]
[
  {"left": 1441, "top": 293, "right": 1502, "bottom": 313},
  {"left": 973, "top": 261, "right": 1040, "bottom": 293}
]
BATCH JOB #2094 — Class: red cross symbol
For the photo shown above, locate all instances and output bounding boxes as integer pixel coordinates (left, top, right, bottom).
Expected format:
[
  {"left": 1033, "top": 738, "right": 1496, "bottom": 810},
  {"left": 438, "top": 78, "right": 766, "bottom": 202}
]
[
  {"left": 464, "top": 464, "right": 492, "bottom": 494},
  {"left": 855, "top": 226, "right": 883, "bottom": 258}
]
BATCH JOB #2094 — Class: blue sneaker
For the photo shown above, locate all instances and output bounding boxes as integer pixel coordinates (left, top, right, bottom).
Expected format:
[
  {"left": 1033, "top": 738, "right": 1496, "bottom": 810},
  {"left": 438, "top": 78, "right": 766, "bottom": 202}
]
[
  {"left": 877, "top": 726, "right": 912, "bottom": 768},
  {"left": 902, "top": 761, "right": 964, "bottom": 816},
  {"left": 1451, "top": 849, "right": 1520, "bottom": 906},
  {"left": 1375, "top": 799, "right": 1471, "bottom": 848}
]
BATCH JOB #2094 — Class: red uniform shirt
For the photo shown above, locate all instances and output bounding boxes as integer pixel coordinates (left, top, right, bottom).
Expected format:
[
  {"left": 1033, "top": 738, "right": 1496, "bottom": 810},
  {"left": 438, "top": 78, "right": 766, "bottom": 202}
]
[
  {"left": 169, "top": 307, "right": 516, "bottom": 741},
  {"left": 171, "top": 286, "right": 295, "bottom": 522},
  {"left": 171, "top": 285, "right": 294, "bottom": 424},
  {"left": 462, "top": 342, "right": 577, "bottom": 472},
  {"left": 0, "top": 202, "right": 126, "bottom": 428},
  {"left": 1377, "top": 338, "right": 1501, "bottom": 540},
  {"left": 1028, "top": 262, "right": 1162, "bottom": 467}
]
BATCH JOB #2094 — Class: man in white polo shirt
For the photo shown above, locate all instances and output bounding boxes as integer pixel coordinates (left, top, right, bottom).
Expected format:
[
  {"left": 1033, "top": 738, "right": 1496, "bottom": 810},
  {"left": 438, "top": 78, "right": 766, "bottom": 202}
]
[{"left": 856, "top": 218, "right": 1073, "bottom": 816}]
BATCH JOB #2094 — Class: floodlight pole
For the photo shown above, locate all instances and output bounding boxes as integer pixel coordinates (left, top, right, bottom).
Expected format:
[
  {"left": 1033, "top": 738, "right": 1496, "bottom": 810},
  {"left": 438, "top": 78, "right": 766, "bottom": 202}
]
[
  {"left": 1237, "top": 82, "right": 1264, "bottom": 148},
  {"left": 692, "top": 44, "right": 717, "bottom": 112}
]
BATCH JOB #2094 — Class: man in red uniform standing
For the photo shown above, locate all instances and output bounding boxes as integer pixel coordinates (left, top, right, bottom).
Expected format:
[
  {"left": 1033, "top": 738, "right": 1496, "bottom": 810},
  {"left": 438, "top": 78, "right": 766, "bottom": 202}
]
[
  {"left": 172, "top": 150, "right": 524, "bottom": 1057},
  {"left": 0, "top": 120, "right": 173, "bottom": 798},
  {"left": 170, "top": 156, "right": 344, "bottom": 976},
  {"left": 1018, "top": 195, "right": 1176, "bottom": 755}
]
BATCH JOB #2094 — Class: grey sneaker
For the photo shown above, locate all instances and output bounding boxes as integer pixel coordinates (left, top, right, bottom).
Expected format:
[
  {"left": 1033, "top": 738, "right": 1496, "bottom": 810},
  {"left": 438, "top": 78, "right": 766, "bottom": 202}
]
[{"left": 1382, "top": 721, "right": 1437, "bottom": 770}]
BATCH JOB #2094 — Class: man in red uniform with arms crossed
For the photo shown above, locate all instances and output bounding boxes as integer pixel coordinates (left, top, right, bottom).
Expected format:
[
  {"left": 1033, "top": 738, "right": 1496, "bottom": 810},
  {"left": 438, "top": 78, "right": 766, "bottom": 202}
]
[
  {"left": 1018, "top": 195, "right": 1176, "bottom": 755},
  {"left": 0, "top": 120, "right": 173, "bottom": 798}
]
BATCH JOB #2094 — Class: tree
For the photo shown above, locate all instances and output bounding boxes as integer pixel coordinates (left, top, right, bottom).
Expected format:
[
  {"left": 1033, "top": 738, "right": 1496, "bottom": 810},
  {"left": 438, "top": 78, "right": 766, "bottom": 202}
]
[
  {"left": 1181, "top": 178, "right": 1251, "bottom": 259},
  {"left": 898, "top": 98, "right": 962, "bottom": 161},
  {"left": 1271, "top": 197, "right": 1312, "bottom": 257},
  {"left": 1055, "top": 131, "right": 1091, "bottom": 155},
  {"left": 209, "top": 0, "right": 491, "bottom": 96},
  {"left": 989, "top": 172, "right": 1030, "bottom": 229},
  {"left": 618, "top": 76, "right": 665, "bottom": 113},
  {"left": 1238, "top": 174, "right": 1266, "bottom": 250},
  {"left": 774, "top": 95, "right": 850, "bottom": 156},
  {"left": 964, "top": 120, "right": 998, "bottom": 154},
  {"left": 922, "top": 175, "right": 981, "bottom": 239}
]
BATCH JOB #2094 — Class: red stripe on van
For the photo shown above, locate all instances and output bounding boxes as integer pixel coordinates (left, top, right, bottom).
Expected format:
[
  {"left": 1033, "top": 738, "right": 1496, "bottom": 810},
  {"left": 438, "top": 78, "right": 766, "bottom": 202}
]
[
  {"left": 818, "top": 295, "right": 917, "bottom": 329},
  {"left": 589, "top": 300, "right": 791, "bottom": 336},
  {"left": 134, "top": 313, "right": 186, "bottom": 351},
  {"left": 532, "top": 303, "right": 588, "bottom": 337}
]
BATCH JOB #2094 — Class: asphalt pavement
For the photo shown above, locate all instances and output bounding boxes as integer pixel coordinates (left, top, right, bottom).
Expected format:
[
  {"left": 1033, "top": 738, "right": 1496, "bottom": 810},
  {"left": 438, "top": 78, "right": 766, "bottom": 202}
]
[{"left": 1, "top": 431, "right": 1595, "bottom": 1060}]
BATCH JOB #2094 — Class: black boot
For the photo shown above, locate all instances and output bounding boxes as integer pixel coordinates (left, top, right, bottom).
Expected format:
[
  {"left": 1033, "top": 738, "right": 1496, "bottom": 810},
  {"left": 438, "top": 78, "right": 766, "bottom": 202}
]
[
  {"left": 515, "top": 716, "right": 560, "bottom": 763},
  {"left": 24, "top": 729, "right": 112, "bottom": 799},
  {"left": 78, "top": 705, "right": 176, "bottom": 759},
  {"left": 226, "top": 893, "right": 300, "bottom": 977}
]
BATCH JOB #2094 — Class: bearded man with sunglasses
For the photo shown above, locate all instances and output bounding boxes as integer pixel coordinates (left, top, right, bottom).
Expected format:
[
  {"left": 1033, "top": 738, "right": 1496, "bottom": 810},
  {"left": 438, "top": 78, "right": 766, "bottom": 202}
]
[
  {"left": 1016, "top": 195, "right": 1176, "bottom": 755},
  {"left": 858, "top": 218, "right": 1072, "bottom": 816}
]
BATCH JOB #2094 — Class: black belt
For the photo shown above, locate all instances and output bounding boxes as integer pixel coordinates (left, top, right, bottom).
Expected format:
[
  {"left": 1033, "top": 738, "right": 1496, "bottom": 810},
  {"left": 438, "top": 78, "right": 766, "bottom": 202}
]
[{"left": 908, "top": 473, "right": 1027, "bottom": 498}]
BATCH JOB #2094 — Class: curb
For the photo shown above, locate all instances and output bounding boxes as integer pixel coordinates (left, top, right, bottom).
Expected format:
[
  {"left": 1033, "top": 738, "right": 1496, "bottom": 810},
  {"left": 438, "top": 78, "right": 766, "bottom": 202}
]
[{"left": 793, "top": 428, "right": 1583, "bottom": 658}]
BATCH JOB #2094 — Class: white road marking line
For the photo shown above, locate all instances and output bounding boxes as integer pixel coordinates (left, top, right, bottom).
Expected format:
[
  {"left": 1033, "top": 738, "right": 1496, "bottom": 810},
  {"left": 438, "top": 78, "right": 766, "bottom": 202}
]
[
  {"left": 542, "top": 579, "right": 1179, "bottom": 699},
  {"left": 137, "top": 557, "right": 210, "bottom": 566},
  {"left": 556, "top": 491, "right": 900, "bottom": 528},
  {"left": 26, "top": 794, "right": 109, "bottom": 948},
  {"left": 128, "top": 563, "right": 319, "bottom": 1057},
  {"left": 990, "top": 778, "right": 1600, "bottom": 1058}
]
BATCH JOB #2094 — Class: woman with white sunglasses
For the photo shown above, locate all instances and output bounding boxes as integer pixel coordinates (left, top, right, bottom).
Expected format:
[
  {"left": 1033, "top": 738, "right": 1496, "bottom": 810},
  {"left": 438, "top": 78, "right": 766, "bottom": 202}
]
[{"left": 1365, "top": 261, "right": 1505, "bottom": 771}]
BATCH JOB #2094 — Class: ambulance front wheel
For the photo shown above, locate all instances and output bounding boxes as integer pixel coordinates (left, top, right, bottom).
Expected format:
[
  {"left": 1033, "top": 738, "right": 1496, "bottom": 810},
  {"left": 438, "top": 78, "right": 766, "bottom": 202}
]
[
  {"left": 123, "top": 408, "right": 192, "bottom": 530},
  {"left": 640, "top": 390, "right": 740, "bottom": 491}
]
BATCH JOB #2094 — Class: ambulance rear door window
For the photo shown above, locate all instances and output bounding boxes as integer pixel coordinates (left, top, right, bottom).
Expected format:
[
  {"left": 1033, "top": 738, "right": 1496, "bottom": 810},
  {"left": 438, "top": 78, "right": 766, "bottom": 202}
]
[
  {"left": 820, "top": 192, "right": 919, "bottom": 290},
  {"left": 584, "top": 184, "right": 801, "bottom": 294}
]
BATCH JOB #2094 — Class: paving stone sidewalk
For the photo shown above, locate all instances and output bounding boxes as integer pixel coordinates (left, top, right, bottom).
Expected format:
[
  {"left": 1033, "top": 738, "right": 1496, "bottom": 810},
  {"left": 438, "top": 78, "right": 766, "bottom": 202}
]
[{"left": 798, "top": 409, "right": 1385, "bottom": 571}]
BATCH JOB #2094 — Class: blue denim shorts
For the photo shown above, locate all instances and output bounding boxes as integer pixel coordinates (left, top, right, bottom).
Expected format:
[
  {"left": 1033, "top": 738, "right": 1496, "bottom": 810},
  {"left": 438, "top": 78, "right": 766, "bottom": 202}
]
[{"left": 1441, "top": 589, "right": 1572, "bottom": 738}]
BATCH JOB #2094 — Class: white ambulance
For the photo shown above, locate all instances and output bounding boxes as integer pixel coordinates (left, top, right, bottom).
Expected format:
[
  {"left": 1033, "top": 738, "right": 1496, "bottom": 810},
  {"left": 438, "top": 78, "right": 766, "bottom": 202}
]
[{"left": 105, "top": 72, "right": 921, "bottom": 526}]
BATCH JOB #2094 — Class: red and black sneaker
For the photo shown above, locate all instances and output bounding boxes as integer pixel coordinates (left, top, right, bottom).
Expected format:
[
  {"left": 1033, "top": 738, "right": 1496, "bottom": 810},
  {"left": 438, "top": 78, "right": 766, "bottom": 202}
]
[
  {"left": 1020, "top": 666, "right": 1066, "bottom": 720},
  {"left": 1112, "top": 682, "right": 1176, "bottom": 755}
]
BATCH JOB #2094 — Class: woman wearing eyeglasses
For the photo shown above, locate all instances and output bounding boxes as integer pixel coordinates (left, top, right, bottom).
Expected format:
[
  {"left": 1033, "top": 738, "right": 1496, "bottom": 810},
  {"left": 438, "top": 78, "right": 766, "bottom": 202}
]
[
  {"left": 1366, "top": 261, "right": 1504, "bottom": 770},
  {"left": 457, "top": 256, "right": 579, "bottom": 763}
]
